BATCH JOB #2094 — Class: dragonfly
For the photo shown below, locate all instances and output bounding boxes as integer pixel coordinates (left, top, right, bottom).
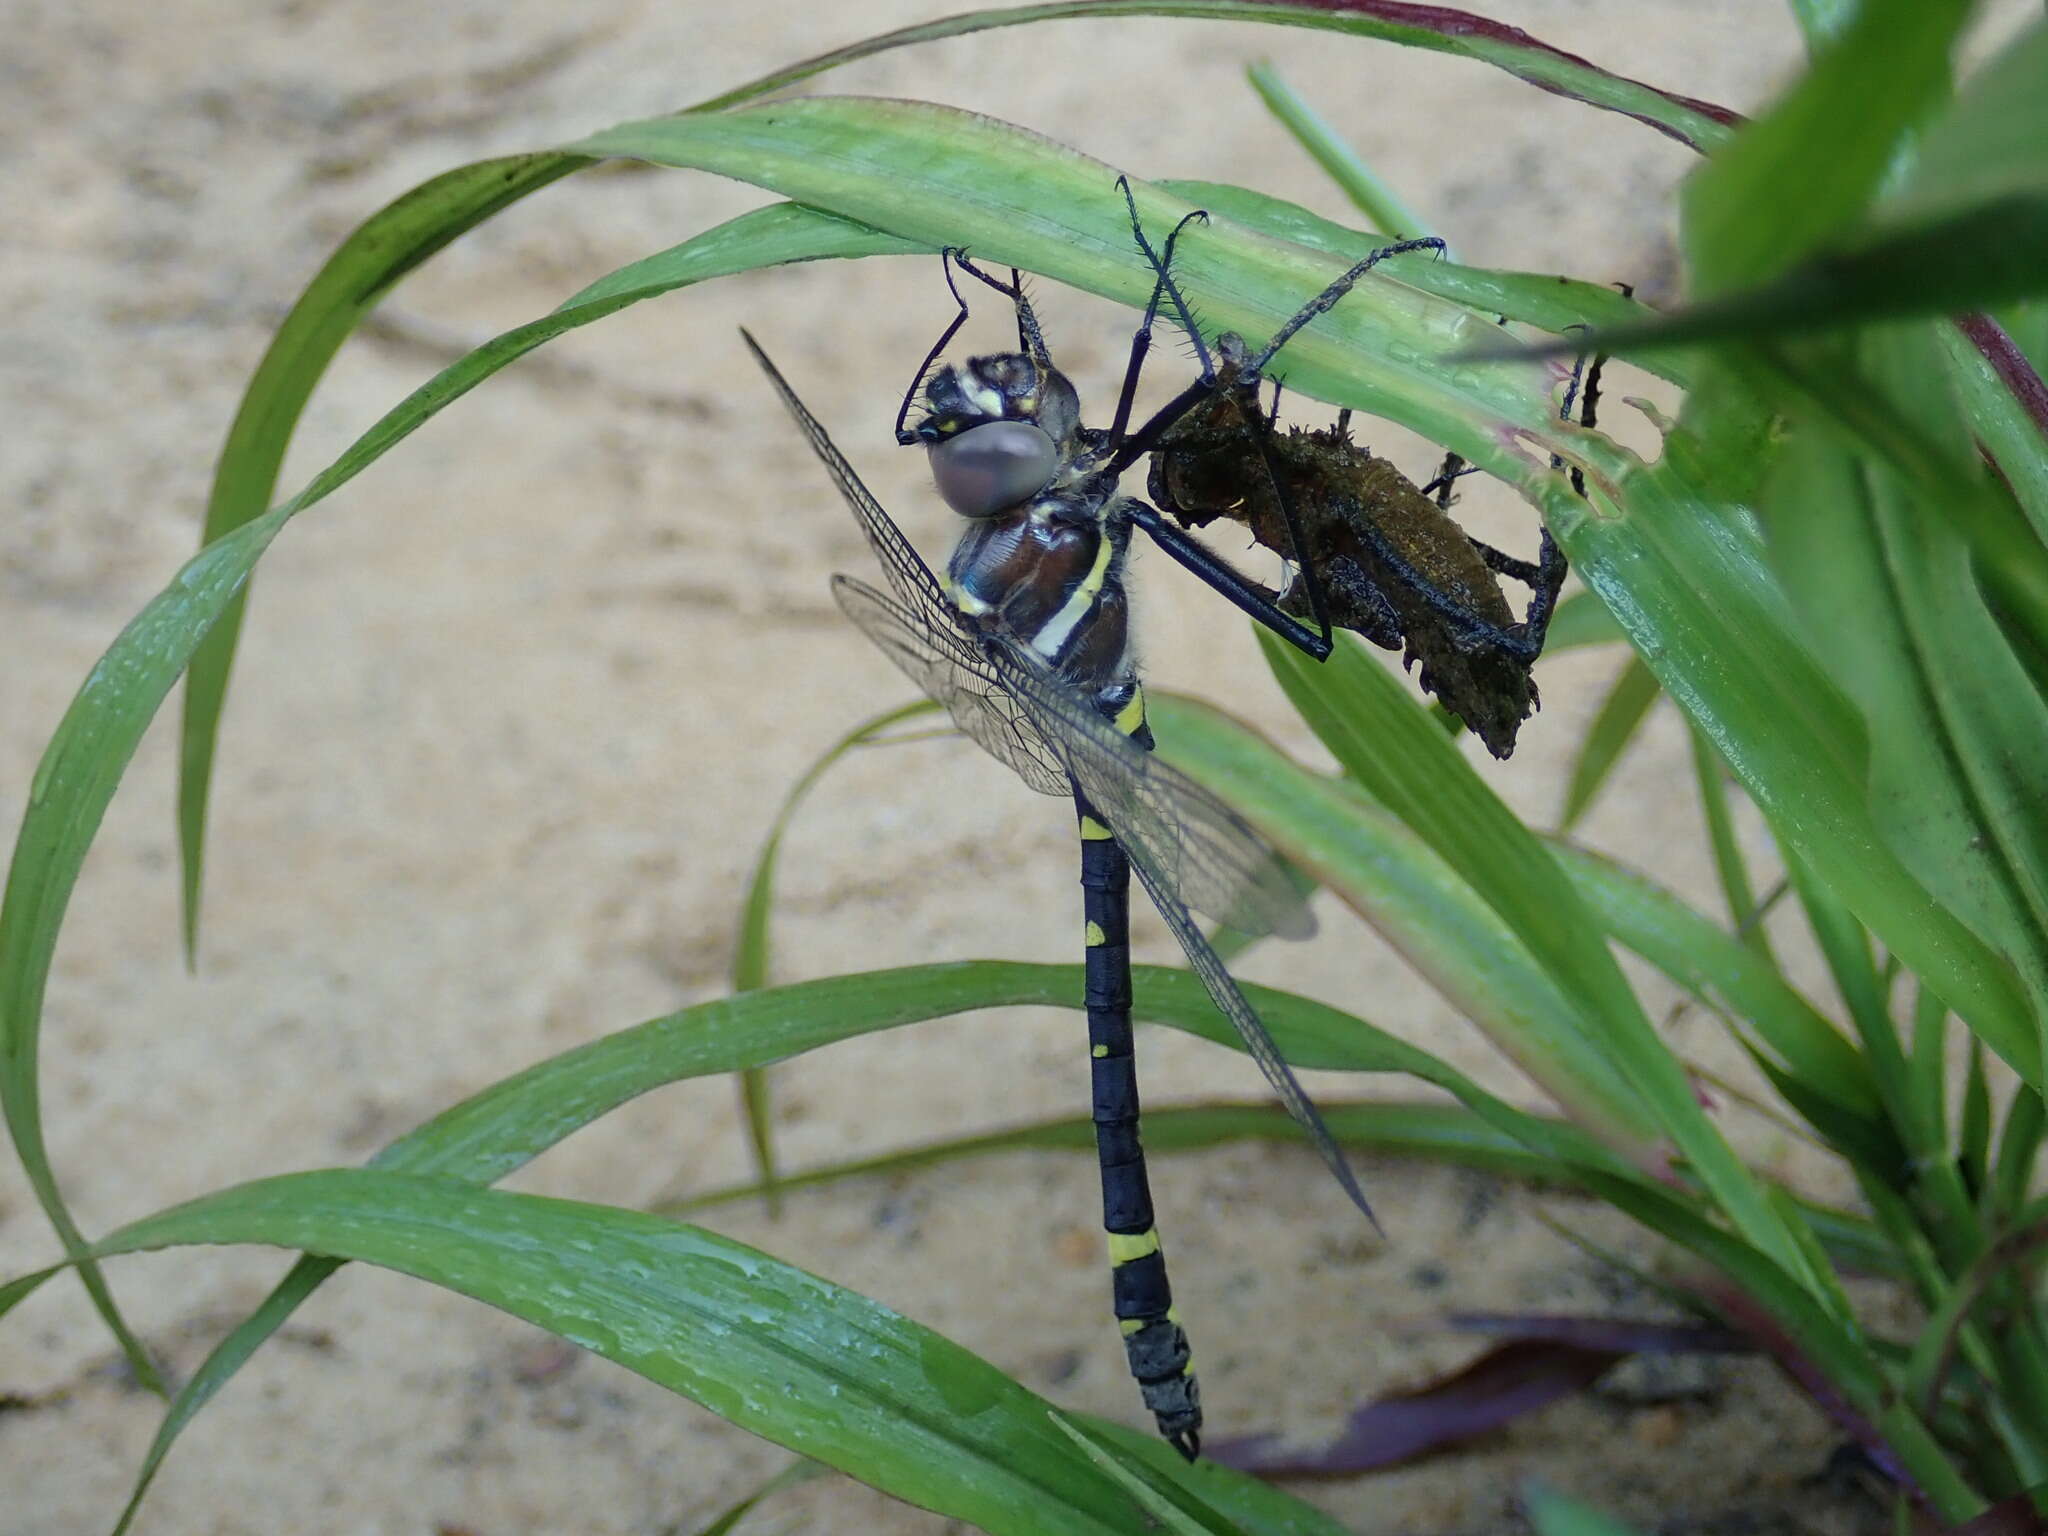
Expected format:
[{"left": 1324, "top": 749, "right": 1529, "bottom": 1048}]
[{"left": 744, "top": 195, "right": 1450, "bottom": 1455}]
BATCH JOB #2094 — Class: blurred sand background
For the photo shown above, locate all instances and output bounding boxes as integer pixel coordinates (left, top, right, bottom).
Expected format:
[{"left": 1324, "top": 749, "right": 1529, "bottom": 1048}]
[{"left": 3, "top": 3, "right": 2026, "bottom": 1532}]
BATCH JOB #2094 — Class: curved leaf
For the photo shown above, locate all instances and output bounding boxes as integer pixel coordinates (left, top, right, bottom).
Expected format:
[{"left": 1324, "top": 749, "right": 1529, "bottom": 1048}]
[
  {"left": 693, "top": 2, "right": 1738, "bottom": 151},
  {"left": 2, "top": 204, "right": 924, "bottom": 1399},
  {"left": 84, "top": 960, "right": 1622, "bottom": 1529},
  {"left": 1239, "top": 635, "right": 1818, "bottom": 1282},
  {"left": 572, "top": 102, "right": 1572, "bottom": 480},
  {"left": 179, "top": 203, "right": 924, "bottom": 950},
  {"left": 1160, "top": 178, "right": 1688, "bottom": 388},
  {"left": 34, "top": 1170, "right": 1291, "bottom": 1536},
  {"left": 1560, "top": 654, "right": 1661, "bottom": 831},
  {"left": 0, "top": 509, "right": 294, "bottom": 1394},
  {"left": 1569, "top": 383, "right": 2037, "bottom": 1078},
  {"left": 1146, "top": 693, "right": 1652, "bottom": 1150}
]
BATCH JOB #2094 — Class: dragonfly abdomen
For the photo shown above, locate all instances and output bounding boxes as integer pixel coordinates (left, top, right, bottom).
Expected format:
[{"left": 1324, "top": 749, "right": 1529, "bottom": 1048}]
[{"left": 1080, "top": 795, "right": 1201, "bottom": 1457}]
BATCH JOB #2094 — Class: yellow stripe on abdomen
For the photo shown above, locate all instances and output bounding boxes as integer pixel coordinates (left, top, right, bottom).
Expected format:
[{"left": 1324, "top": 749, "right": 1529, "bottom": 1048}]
[{"left": 1106, "top": 1228, "right": 1162, "bottom": 1264}]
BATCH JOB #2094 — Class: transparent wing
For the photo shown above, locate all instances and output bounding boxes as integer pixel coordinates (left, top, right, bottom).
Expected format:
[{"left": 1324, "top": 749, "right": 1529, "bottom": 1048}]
[
  {"left": 744, "top": 329, "right": 951, "bottom": 618},
  {"left": 981, "top": 638, "right": 1315, "bottom": 941},
  {"left": 832, "top": 576, "right": 1069, "bottom": 797},
  {"left": 1129, "top": 854, "right": 1375, "bottom": 1225}
]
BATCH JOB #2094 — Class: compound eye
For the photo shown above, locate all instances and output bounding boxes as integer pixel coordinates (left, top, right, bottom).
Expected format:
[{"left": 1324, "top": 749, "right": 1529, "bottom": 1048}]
[{"left": 928, "top": 420, "right": 1058, "bottom": 518}]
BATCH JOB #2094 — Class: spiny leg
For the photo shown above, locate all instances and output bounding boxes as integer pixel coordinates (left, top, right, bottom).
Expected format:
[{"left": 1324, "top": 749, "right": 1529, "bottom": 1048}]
[
  {"left": 1108, "top": 177, "right": 1211, "bottom": 445},
  {"left": 894, "top": 248, "right": 976, "bottom": 443},
  {"left": 946, "top": 249, "right": 1051, "bottom": 366},
  {"left": 1514, "top": 331, "right": 1613, "bottom": 650},
  {"left": 1242, "top": 236, "right": 1446, "bottom": 375}
]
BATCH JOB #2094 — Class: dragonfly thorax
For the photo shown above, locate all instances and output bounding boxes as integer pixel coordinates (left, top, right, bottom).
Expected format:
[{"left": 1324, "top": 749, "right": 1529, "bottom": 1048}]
[{"left": 946, "top": 499, "right": 1134, "bottom": 707}]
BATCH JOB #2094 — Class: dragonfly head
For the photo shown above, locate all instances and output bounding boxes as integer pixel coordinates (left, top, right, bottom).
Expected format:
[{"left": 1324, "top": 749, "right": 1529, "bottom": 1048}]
[{"left": 914, "top": 353, "right": 1081, "bottom": 519}]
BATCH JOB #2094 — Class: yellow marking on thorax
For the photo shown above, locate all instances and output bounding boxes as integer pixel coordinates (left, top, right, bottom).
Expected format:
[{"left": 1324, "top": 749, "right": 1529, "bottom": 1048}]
[
  {"left": 1078, "top": 815, "right": 1113, "bottom": 841},
  {"left": 1031, "top": 529, "right": 1117, "bottom": 661},
  {"left": 1106, "top": 1229, "right": 1162, "bottom": 1264},
  {"left": 1085, "top": 920, "right": 1107, "bottom": 946},
  {"left": 1113, "top": 684, "right": 1147, "bottom": 738},
  {"left": 943, "top": 575, "right": 994, "bottom": 617},
  {"left": 1092, "top": 1043, "right": 1109, "bottom": 1058}
]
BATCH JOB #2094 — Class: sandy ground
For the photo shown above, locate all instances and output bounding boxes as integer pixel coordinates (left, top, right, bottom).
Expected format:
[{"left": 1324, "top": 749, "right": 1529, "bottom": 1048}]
[{"left": 3, "top": 2, "right": 2024, "bottom": 1532}]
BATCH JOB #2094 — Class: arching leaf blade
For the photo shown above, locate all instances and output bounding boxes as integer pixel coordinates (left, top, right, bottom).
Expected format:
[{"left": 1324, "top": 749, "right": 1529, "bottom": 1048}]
[
  {"left": 50, "top": 1170, "right": 1234, "bottom": 1536},
  {"left": 179, "top": 203, "right": 924, "bottom": 953}
]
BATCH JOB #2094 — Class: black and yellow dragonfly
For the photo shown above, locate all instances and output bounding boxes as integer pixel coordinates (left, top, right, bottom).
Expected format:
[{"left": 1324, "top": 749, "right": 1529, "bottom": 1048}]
[{"left": 741, "top": 207, "right": 1434, "bottom": 1457}]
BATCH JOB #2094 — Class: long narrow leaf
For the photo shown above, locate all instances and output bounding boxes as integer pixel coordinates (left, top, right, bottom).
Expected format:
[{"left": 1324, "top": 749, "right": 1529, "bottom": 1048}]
[
  {"left": 85, "top": 961, "right": 1629, "bottom": 1530},
  {"left": 1565, "top": 380, "right": 2036, "bottom": 1077},
  {"left": 731, "top": 698, "right": 940, "bottom": 1203},
  {"left": 1, "top": 205, "right": 921, "bottom": 1390},
  {"left": 20, "top": 1170, "right": 1287, "bottom": 1536},
  {"left": 0, "top": 509, "right": 293, "bottom": 1391},
  {"left": 1561, "top": 654, "right": 1661, "bottom": 831},
  {"left": 1243, "top": 62, "right": 1439, "bottom": 242},
  {"left": 1250, "top": 634, "right": 1819, "bottom": 1281},
  {"left": 1148, "top": 693, "right": 1653, "bottom": 1149},
  {"left": 1681, "top": 0, "right": 1969, "bottom": 294}
]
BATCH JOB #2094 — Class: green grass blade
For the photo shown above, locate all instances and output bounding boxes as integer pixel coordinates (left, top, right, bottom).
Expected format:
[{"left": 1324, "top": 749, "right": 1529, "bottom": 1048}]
[
  {"left": 1049, "top": 1414, "right": 1234, "bottom": 1536},
  {"left": 1941, "top": 317, "right": 2048, "bottom": 541},
  {"left": 104, "top": 959, "right": 1628, "bottom": 1527},
  {"left": 1681, "top": 0, "right": 1969, "bottom": 294},
  {"left": 1503, "top": 192, "right": 2048, "bottom": 359},
  {"left": 1249, "top": 634, "right": 1819, "bottom": 1280},
  {"left": 688, "top": 1460, "right": 829, "bottom": 1536},
  {"left": 1994, "top": 1088, "right": 2046, "bottom": 1220},
  {"left": 106, "top": 1253, "right": 340, "bottom": 1535},
  {"left": 667, "top": 1099, "right": 1580, "bottom": 1214},
  {"left": 1149, "top": 692, "right": 1653, "bottom": 1149},
  {"left": 692, "top": 3, "right": 1739, "bottom": 152},
  {"left": 1242, "top": 62, "right": 1439, "bottom": 242},
  {"left": 0, "top": 508, "right": 292, "bottom": 1393},
  {"left": 1565, "top": 381, "right": 2037, "bottom": 1079},
  {"left": 177, "top": 154, "right": 586, "bottom": 961},
  {"left": 1069, "top": 1417, "right": 1360, "bottom": 1536},
  {"left": 52, "top": 1170, "right": 1249, "bottom": 1535},
  {"left": 1766, "top": 338, "right": 2048, "bottom": 1048},
  {"left": 1560, "top": 653, "right": 1661, "bottom": 831},
  {"left": 1961, "top": 1037, "right": 1992, "bottom": 1200},
  {"left": 573, "top": 107, "right": 1568, "bottom": 479},
  {"left": 733, "top": 700, "right": 940, "bottom": 994},
  {"left": 662, "top": 1098, "right": 1896, "bottom": 1279},
  {"left": 1686, "top": 726, "right": 1771, "bottom": 962},
  {"left": 1910, "top": 983, "right": 1953, "bottom": 1165},
  {"left": 1155, "top": 178, "right": 1684, "bottom": 385},
  {"left": 731, "top": 698, "right": 940, "bottom": 1206},
  {"left": 1545, "top": 842, "right": 1880, "bottom": 1119},
  {"left": 179, "top": 202, "right": 923, "bottom": 951}
]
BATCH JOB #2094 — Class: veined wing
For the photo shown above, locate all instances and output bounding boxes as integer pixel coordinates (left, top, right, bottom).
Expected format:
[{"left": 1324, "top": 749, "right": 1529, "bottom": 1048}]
[
  {"left": 1129, "top": 853, "right": 1375, "bottom": 1225},
  {"left": 982, "top": 637, "right": 1316, "bottom": 942},
  {"left": 745, "top": 328, "right": 948, "bottom": 619},
  {"left": 832, "top": 576, "right": 1069, "bottom": 797}
]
